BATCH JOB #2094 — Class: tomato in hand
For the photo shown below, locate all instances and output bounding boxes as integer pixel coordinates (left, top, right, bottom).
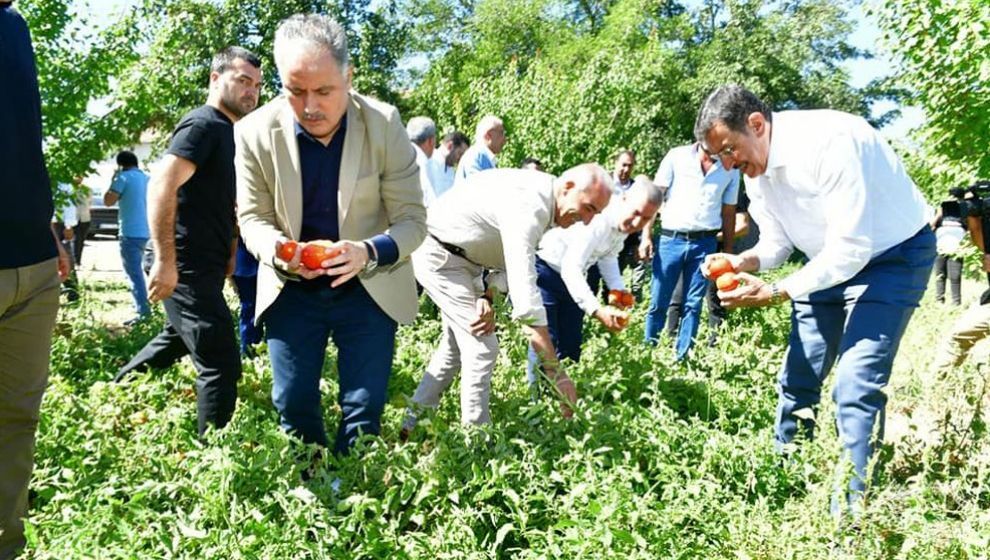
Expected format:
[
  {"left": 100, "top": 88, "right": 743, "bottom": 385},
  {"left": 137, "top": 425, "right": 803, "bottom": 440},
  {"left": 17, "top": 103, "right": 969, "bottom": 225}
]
[
  {"left": 608, "top": 290, "right": 635, "bottom": 309},
  {"left": 277, "top": 240, "right": 299, "bottom": 262},
  {"left": 716, "top": 272, "right": 740, "bottom": 291},
  {"left": 708, "top": 257, "right": 734, "bottom": 279},
  {"left": 300, "top": 241, "right": 342, "bottom": 270}
]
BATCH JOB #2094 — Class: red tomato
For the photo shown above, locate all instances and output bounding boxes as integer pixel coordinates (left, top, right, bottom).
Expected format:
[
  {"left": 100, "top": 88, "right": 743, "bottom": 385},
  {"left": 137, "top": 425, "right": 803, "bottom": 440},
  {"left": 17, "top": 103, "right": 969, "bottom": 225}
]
[
  {"left": 300, "top": 241, "right": 342, "bottom": 270},
  {"left": 708, "top": 257, "right": 734, "bottom": 279},
  {"left": 608, "top": 290, "right": 635, "bottom": 309},
  {"left": 716, "top": 272, "right": 740, "bottom": 291},
  {"left": 277, "top": 240, "right": 298, "bottom": 262}
]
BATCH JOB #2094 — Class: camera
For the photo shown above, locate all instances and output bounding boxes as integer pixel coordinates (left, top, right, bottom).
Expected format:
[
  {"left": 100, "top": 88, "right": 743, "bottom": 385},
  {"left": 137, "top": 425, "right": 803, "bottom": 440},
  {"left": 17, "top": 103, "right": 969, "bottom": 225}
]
[{"left": 948, "top": 180, "right": 990, "bottom": 219}]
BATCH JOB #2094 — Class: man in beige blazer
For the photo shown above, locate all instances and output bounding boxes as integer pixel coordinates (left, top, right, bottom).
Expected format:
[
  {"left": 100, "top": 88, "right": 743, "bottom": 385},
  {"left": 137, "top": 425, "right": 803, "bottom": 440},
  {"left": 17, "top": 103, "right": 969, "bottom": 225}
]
[{"left": 235, "top": 14, "right": 426, "bottom": 456}]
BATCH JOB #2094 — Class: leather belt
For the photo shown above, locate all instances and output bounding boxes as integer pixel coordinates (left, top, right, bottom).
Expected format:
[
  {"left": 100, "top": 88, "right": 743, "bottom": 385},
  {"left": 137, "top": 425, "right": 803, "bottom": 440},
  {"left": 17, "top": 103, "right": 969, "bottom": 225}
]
[
  {"left": 660, "top": 228, "right": 719, "bottom": 241},
  {"left": 430, "top": 233, "right": 468, "bottom": 259}
]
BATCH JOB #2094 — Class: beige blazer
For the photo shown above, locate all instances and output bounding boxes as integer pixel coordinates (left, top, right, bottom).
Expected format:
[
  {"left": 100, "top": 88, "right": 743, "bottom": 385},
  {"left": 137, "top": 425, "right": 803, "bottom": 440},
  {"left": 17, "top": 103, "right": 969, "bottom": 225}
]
[{"left": 235, "top": 93, "right": 426, "bottom": 325}]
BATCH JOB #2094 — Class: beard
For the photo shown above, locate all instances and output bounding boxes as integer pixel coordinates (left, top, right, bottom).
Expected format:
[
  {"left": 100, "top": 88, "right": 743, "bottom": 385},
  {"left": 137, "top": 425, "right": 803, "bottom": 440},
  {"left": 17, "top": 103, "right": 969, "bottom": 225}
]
[{"left": 220, "top": 92, "right": 253, "bottom": 119}]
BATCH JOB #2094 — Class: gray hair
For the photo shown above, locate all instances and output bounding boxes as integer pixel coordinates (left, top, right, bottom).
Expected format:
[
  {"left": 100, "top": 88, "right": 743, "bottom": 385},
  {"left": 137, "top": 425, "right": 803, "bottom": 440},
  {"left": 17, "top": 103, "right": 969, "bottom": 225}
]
[
  {"left": 629, "top": 174, "right": 662, "bottom": 206},
  {"left": 406, "top": 116, "right": 436, "bottom": 145},
  {"left": 474, "top": 115, "right": 503, "bottom": 144},
  {"left": 274, "top": 14, "right": 349, "bottom": 75},
  {"left": 694, "top": 84, "right": 772, "bottom": 143}
]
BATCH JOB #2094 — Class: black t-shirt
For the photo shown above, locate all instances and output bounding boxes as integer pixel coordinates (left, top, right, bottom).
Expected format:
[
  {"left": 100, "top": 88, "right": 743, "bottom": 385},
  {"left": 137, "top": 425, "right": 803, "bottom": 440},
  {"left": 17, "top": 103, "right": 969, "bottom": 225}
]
[{"left": 167, "top": 105, "right": 236, "bottom": 275}]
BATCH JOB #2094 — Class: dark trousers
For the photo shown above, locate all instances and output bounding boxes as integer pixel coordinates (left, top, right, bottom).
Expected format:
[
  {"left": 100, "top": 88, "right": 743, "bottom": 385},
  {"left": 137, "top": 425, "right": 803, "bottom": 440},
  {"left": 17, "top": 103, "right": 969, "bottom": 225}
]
[
  {"left": 933, "top": 254, "right": 963, "bottom": 305},
  {"left": 526, "top": 257, "right": 585, "bottom": 385},
  {"left": 264, "top": 280, "right": 397, "bottom": 455},
  {"left": 232, "top": 274, "right": 263, "bottom": 355},
  {"left": 73, "top": 220, "right": 89, "bottom": 266},
  {"left": 115, "top": 273, "right": 241, "bottom": 437},
  {"left": 776, "top": 227, "right": 935, "bottom": 512},
  {"left": 665, "top": 271, "right": 727, "bottom": 339}
]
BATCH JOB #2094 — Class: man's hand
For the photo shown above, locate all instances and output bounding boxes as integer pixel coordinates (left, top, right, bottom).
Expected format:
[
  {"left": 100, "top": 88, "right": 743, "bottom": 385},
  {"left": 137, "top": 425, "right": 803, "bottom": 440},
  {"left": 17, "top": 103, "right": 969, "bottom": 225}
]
[
  {"left": 638, "top": 235, "right": 654, "bottom": 261},
  {"left": 983, "top": 253, "right": 990, "bottom": 273},
  {"left": 701, "top": 252, "right": 742, "bottom": 279},
  {"left": 549, "top": 371, "right": 577, "bottom": 419},
  {"left": 323, "top": 240, "right": 372, "bottom": 288},
  {"left": 469, "top": 297, "right": 496, "bottom": 336},
  {"left": 594, "top": 306, "right": 628, "bottom": 332},
  {"left": 716, "top": 272, "right": 789, "bottom": 309},
  {"left": 56, "top": 239, "right": 71, "bottom": 282},
  {"left": 148, "top": 259, "right": 178, "bottom": 302}
]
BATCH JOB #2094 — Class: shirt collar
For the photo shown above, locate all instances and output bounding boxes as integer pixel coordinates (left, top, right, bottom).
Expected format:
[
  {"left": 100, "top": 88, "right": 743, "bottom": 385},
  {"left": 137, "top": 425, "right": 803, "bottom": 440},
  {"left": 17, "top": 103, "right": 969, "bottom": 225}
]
[
  {"left": 765, "top": 112, "right": 786, "bottom": 171},
  {"left": 294, "top": 114, "right": 348, "bottom": 145}
]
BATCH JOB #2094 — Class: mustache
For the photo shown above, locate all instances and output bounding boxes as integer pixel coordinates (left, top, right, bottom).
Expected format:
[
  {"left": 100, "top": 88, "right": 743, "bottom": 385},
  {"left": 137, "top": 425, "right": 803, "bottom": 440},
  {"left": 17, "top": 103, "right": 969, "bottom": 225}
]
[{"left": 302, "top": 110, "right": 326, "bottom": 120}]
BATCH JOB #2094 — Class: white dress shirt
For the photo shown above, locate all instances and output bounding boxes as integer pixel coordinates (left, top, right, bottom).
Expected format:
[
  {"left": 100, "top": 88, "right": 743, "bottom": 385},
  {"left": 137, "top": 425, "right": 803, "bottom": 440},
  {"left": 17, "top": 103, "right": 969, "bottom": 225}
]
[
  {"left": 428, "top": 152, "right": 455, "bottom": 200},
  {"left": 413, "top": 144, "right": 437, "bottom": 207},
  {"left": 537, "top": 201, "right": 628, "bottom": 314},
  {"left": 426, "top": 168, "right": 556, "bottom": 326},
  {"left": 747, "top": 110, "right": 932, "bottom": 299}
]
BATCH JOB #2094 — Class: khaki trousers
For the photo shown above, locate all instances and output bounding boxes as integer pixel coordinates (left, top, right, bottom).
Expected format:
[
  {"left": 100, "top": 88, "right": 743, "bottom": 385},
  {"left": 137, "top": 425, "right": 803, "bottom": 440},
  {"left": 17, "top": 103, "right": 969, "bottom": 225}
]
[
  {"left": 410, "top": 236, "right": 499, "bottom": 425},
  {"left": 931, "top": 302, "right": 990, "bottom": 373},
  {"left": 0, "top": 259, "right": 60, "bottom": 560}
]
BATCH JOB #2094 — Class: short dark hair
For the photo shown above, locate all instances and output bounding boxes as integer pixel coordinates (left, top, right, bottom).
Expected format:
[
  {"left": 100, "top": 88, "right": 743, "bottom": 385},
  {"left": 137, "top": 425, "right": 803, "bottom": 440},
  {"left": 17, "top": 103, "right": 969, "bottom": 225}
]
[
  {"left": 211, "top": 46, "right": 262, "bottom": 74},
  {"left": 521, "top": 157, "right": 543, "bottom": 170},
  {"left": 116, "top": 150, "right": 138, "bottom": 168},
  {"left": 443, "top": 131, "right": 470, "bottom": 149},
  {"left": 614, "top": 149, "right": 636, "bottom": 161},
  {"left": 694, "top": 84, "right": 772, "bottom": 142}
]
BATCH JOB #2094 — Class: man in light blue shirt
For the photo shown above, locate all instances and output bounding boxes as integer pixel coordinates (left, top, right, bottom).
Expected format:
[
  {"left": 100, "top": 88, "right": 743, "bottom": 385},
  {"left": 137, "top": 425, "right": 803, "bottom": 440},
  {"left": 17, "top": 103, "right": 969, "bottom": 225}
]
[
  {"left": 105, "top": 150, "right": 151, "bottom": 323},
  {"left": 643, "top": 143, "right": 739, "bottom": 359},
  {"left": 453, "top": 114, "right": 505, "bottom": 187}
]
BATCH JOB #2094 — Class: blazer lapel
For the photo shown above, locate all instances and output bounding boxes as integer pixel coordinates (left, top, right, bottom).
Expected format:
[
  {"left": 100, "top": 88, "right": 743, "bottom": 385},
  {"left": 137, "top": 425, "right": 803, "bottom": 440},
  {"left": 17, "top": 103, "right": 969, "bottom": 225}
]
[
  {"left": 338, "top": 94, "right": 365, "bottom": 227},
  {"left": 272, "top": 102, "right": 304, "bottom": 238}
]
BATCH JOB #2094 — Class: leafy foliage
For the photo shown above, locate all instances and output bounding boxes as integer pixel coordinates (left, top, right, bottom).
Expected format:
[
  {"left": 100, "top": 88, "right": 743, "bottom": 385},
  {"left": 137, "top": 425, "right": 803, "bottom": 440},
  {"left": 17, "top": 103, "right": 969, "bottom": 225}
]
[
  {"left": 23, "top": 272, "right": 990, "bottom": 557},
  {"left": 873, "top": 0, "right": 990, "bottom": 193},
  {"left": 404, "top": 0, "right": 885, "bottom": 174}
]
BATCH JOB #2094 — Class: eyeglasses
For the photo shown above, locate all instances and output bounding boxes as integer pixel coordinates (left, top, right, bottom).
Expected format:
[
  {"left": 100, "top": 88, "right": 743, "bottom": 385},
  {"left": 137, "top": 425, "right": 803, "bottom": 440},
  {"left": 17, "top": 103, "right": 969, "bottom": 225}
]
[{"left": 701, "top": 143, "right": 738, "bottom": 161}]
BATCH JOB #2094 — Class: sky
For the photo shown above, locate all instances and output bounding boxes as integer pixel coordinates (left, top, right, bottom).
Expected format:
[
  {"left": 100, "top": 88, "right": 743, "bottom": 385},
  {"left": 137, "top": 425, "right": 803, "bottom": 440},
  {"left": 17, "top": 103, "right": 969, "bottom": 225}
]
[{"left": 85, "top": 0, "right": 923, "bottom": 143}]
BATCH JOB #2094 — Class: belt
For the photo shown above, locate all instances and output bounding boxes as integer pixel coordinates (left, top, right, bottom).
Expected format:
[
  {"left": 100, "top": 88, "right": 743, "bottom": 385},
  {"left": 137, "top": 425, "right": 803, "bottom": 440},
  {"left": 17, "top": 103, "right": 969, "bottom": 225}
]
[
  {"left": 660, "top": 228, "right": 719, "bottom": 240},
  {"left": 430, "top": 233, "right": 468, "bottom": 259}
]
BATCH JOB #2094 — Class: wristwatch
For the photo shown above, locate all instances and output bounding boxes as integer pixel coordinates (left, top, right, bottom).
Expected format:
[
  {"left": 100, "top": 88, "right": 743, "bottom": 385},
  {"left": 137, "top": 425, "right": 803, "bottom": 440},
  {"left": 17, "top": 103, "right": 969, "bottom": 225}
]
[{"left": 362, "top": 241, "right": 378, "bottom": 273}]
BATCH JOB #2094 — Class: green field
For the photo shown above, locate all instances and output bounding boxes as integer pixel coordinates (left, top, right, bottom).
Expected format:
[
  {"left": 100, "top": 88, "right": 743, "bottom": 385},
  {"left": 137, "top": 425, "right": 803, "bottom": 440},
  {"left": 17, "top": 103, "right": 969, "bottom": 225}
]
[{"left": 25, "top": 274, "right": 990, "bottom": 559}]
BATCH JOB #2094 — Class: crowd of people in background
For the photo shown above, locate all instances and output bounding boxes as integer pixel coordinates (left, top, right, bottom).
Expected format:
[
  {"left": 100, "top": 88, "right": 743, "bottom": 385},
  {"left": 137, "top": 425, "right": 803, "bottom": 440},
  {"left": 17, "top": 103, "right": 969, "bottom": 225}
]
[{"left": 5, "top": 3, "right": 974, "bottom": 557}]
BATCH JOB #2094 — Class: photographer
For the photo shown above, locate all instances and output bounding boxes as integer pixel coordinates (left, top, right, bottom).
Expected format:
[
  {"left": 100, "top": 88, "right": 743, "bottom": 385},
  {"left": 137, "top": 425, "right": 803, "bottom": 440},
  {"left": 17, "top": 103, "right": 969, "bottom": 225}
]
[
  {"left": 931, "top": 202, "right": 966, "bottom": 305},
  {"left": 931, "top": 182, "right": 990, "bottom": 372}
]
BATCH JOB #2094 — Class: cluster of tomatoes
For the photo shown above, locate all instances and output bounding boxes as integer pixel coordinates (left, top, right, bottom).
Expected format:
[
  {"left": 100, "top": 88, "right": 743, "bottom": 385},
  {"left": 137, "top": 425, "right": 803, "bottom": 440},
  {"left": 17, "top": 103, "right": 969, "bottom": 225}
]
[
  {"left": 708, "top": 256, "right": 740, "bottom": 291},
  {"left": 277, "top": 240, "right": 342, "bottom": 270}
]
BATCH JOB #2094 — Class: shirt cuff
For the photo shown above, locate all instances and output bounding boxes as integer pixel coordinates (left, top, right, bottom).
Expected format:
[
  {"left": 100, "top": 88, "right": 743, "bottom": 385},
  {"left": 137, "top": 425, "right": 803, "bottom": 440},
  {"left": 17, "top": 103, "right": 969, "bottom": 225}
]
[{"left": 368, "top": 234, "right": 399, "bottom": 266}]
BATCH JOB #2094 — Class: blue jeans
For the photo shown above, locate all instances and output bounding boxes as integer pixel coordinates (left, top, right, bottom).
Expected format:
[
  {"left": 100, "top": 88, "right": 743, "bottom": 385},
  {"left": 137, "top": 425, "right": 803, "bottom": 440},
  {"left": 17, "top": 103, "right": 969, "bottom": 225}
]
[
  {"left": 644, "top": 234, "right": 716, "bottom": 359},
  {"left": 264, "top": 280, "right": 397, "bottom": 455},
  {"left": 526, "top": 258, "right": 585, "bottom": 386},
  {"left": 776, "top": 227, "right": 935, "bottom": 512},
  {"left": 232, "top": 274, "right": 263, "bottom": 356},
  {"left": 119, "top": 236, "right": 150, "bottom": 317}
]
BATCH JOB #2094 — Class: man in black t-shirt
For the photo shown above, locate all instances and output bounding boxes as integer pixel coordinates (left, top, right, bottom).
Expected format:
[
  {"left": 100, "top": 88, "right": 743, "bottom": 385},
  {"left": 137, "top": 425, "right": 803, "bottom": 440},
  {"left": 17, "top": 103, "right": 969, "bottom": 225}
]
[{"left": 114, "top": 47, "right": 263, "bottom": 438}]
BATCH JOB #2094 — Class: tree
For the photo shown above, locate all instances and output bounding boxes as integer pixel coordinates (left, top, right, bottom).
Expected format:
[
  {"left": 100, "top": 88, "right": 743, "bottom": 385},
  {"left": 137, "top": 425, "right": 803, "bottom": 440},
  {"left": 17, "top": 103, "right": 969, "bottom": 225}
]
[
  {"left": 873, "top": 0, "right": 990, "bottom": 193},
  {"left": 404, "top": 0, "right": 882, "bottom": 174}
]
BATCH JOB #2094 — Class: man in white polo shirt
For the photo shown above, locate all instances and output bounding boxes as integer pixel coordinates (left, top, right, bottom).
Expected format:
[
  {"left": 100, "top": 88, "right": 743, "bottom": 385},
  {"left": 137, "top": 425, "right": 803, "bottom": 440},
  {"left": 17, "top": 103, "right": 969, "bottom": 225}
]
[
  {"left": 642, "top": 142, "right": 739, "bottom": 359},
  {"left": 695, "top": 84, "right": 935, "bottom": 517}
]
